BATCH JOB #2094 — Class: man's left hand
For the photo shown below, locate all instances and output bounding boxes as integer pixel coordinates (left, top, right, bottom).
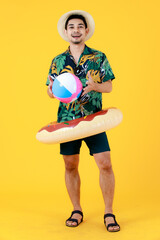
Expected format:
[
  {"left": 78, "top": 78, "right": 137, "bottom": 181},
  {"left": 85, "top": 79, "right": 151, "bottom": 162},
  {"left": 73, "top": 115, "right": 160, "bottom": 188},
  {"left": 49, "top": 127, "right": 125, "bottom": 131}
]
[{"left": 81, "top": 72, "right": 96, "bottom": 96}]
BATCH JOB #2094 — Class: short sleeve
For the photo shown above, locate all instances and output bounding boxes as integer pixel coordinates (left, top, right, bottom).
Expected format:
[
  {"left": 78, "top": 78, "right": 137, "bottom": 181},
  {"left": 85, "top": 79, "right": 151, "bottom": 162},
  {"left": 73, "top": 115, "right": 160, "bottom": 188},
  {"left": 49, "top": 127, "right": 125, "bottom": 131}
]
[
  {"left": 100, "top": 54, "right": 115, "bottom": 82},
  {"left": 46, "top": 58, "right": 58, "bottom": 86}
]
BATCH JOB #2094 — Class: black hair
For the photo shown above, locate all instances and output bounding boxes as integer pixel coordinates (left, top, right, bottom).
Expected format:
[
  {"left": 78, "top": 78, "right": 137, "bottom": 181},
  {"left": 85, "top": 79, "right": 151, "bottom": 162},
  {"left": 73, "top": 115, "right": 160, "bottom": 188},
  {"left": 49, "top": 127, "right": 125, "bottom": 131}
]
[{"left": 65, "top": 14, "right": 88, "bottom": 29}]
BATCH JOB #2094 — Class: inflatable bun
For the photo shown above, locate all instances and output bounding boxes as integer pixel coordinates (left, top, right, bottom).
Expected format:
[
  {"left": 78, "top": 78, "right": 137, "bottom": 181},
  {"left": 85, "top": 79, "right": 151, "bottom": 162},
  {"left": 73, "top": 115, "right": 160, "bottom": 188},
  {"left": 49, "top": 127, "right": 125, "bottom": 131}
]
[{"left": 36, "top": 108, "right": 123, "bottom": 144}]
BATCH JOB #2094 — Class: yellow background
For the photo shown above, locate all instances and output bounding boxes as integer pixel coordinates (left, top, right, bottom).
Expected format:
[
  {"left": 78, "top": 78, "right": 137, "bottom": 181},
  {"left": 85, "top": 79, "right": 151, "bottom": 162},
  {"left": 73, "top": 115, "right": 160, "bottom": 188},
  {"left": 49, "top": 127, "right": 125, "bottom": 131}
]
[{"left": 0, "top": 0, "right": 160, "bottom": 239}]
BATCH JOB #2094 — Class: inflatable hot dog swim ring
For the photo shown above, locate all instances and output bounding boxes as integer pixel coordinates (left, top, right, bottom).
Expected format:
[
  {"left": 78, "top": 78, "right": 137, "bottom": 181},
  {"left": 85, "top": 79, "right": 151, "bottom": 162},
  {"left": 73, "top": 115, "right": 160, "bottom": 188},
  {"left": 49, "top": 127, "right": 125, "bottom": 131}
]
[{"left": 36, "top": 108, "right": 123, "bottom": 144}]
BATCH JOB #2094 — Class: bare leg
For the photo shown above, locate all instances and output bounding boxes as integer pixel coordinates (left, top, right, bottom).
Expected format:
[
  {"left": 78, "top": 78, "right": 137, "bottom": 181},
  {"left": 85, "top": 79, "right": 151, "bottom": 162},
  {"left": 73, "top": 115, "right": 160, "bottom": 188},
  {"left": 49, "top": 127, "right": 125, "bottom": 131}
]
[
  {"left": 63, "top": 154, "right": 83, "bottom": 226},
  {"left": 94, "top": 151, "right": 120, "bottom": 231}
]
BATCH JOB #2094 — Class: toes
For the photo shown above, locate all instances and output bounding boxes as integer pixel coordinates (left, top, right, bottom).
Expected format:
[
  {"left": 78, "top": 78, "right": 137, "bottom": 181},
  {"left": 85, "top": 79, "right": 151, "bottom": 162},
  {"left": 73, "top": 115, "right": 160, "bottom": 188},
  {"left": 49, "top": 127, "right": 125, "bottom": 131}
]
[
  {"left": 108, "top": 226, "right": 120, "bottom": 232},
  {"left": 66, "top": 221, "right": 77, "bottom": 226}
]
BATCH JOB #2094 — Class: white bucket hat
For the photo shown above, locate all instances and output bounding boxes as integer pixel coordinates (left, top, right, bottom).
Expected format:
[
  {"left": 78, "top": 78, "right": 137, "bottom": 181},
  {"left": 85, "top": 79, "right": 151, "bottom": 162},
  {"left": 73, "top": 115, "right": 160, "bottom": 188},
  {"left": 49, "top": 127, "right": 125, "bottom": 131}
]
[{"left": 57, "top": 10, "right": 95, "bottom": 42}]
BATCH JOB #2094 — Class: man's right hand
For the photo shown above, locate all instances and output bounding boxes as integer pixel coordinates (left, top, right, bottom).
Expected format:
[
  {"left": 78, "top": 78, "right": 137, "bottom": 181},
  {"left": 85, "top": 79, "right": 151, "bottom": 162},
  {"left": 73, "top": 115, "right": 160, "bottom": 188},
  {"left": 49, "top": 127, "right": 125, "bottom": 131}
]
[{"left": 47, "top": 76, "right": 55, "bottom": 98}]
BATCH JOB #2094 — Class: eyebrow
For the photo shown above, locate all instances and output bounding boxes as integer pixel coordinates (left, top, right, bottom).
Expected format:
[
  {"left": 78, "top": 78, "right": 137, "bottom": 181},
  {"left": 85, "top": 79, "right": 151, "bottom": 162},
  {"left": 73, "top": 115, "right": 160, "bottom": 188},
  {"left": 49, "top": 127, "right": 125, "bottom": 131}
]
[{"left": 68, "top": 23, "right": 85, "bottom": 26}]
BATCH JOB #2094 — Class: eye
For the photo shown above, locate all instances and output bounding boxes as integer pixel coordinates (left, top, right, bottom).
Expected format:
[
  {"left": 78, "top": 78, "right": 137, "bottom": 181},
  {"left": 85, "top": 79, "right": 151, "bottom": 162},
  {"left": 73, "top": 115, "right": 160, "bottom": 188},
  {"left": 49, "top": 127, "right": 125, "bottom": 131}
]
[{"left": 68, "top": 25, "right": 74, "bottom": 29}]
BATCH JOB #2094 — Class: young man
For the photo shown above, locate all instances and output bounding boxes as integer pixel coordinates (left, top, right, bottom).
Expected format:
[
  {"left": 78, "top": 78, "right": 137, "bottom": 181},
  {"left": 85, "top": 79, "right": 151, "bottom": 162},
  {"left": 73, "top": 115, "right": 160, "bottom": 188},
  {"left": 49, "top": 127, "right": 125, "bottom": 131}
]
[{"left": 46, "top": 10, "right": 120, "bottom": 232}]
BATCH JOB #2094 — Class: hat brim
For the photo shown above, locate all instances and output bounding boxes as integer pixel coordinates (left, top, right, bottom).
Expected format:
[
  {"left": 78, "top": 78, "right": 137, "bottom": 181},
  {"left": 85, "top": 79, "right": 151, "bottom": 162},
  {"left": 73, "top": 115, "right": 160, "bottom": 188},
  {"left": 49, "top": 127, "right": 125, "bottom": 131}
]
[{"left": 57, "top": 10, "right": 95, "bottom": 42}]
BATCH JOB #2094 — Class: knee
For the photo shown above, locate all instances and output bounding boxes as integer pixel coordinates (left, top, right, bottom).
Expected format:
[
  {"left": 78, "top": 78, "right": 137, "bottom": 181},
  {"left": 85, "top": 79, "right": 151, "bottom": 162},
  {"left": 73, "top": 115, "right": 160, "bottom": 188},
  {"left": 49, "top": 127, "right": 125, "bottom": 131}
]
[
  {"left": 99, "top": 159, "right": 112, "bottom": 172},
  {"left": 95, "top": 152, "right": 112, "bottom": 172},
  {"left": 63, "top": 155, "right": 79, "bottom": 171}
]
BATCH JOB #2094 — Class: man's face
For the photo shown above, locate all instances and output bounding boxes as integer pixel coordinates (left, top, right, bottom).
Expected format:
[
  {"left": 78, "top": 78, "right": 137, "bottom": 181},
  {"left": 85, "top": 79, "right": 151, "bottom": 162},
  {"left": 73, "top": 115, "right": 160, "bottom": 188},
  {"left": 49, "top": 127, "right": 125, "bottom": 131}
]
[{"left": 65, "top": 18, "right": 89, "bottom": 44}]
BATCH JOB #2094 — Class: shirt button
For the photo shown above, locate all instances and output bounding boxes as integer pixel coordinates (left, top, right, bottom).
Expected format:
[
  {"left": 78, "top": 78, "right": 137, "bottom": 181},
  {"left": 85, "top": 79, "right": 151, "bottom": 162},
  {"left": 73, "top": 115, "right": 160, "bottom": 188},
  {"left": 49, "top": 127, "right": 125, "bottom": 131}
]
[{"left": 74, "top": 66, "right": 80, "bottom": 75}]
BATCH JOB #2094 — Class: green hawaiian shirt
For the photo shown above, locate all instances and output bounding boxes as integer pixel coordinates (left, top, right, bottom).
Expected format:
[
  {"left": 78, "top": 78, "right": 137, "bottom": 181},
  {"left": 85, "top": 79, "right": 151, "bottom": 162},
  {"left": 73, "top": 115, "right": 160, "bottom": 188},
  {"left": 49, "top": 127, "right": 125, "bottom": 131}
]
[{"left": 46, "top": 45, "right": 115, "bottom": 123}]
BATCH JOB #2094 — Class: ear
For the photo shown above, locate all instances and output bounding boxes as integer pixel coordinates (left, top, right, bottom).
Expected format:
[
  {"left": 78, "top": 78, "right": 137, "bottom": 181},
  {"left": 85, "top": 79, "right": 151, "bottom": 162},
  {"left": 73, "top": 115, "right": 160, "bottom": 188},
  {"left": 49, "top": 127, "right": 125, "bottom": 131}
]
[
  {"left": 64, "top": 29, "right": 67, "bottom": 36},
  {"left": 85, "top": 28, "right": 89, "bottom": 35}
]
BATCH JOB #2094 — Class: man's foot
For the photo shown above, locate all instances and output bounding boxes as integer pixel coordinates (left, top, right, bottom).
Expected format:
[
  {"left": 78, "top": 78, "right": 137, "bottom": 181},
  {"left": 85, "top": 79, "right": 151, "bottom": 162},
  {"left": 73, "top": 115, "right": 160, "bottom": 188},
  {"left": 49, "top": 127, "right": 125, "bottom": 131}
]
[
  {"left": 66, "top": 210, "right": 83, "bottom": 227},
  {"left": 104, "top": 213, "right": 120, "bottom": 232}
]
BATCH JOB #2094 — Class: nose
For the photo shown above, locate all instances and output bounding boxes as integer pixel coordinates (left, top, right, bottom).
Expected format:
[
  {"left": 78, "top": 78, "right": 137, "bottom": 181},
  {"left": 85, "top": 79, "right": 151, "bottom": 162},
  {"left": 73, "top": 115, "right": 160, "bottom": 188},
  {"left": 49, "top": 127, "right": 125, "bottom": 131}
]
[{"left": 73, "top": 27, "right": 79, "bottom": 33}]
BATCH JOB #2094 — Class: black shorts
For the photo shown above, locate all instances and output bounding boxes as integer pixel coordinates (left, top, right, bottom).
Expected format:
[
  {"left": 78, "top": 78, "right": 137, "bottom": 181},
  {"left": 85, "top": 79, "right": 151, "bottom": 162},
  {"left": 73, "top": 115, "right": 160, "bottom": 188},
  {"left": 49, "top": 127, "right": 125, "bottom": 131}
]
[{"left": 60, "top": 132, "right": 110, "bottom": 156}]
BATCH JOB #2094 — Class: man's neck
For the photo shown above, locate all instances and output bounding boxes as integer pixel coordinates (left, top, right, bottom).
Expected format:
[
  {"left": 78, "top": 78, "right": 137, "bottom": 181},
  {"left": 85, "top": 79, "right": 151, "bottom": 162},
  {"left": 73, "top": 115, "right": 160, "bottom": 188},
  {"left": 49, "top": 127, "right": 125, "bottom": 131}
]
[{"left": 69, "top": 43, "right": 85, "bottom": 64}]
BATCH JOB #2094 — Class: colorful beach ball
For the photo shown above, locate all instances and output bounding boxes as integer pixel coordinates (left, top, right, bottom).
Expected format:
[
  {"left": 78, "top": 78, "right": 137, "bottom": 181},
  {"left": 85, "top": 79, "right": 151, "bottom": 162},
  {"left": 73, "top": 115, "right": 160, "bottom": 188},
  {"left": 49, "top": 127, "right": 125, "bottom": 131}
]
[{"left": 52, "top": 73, "right": 83, "bottom": 103}]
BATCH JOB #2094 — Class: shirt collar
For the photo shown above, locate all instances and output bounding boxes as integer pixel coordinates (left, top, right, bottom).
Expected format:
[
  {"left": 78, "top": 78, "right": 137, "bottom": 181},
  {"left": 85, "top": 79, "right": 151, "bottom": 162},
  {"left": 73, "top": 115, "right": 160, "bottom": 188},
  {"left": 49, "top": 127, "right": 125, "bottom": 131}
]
[{"left": 66, "top": 45, "right": 93, "bottom": 56}]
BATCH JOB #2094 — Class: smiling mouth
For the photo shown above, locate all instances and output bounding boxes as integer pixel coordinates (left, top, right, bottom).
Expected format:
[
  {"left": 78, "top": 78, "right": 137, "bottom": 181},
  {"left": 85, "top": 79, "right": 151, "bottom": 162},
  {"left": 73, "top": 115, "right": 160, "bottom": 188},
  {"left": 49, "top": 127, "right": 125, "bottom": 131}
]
[{"left": 72, "top": 35, "right": 82, "bottom": 38}]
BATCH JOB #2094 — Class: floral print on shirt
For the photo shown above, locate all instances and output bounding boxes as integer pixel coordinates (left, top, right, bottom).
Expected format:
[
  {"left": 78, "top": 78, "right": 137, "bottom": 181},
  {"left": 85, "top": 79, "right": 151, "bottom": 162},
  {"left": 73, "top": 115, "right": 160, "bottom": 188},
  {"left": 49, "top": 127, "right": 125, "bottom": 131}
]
[{"left": 46, "top": 45, "right": 115, "bottom": 123}]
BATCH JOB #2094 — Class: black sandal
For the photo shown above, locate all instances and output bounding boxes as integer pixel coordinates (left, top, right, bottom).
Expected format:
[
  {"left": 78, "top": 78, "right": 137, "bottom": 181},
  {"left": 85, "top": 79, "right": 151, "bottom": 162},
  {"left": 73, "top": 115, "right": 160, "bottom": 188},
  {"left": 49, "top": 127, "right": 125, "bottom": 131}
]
[
  {"left": 104, "top": 213, "right": 120, "bottom": 232},
  {"left": 66, "top": 210, "right": 83, "bottom": 227}
]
